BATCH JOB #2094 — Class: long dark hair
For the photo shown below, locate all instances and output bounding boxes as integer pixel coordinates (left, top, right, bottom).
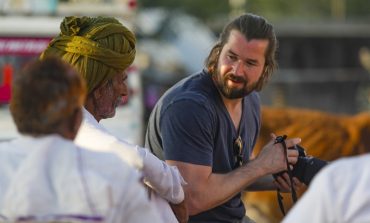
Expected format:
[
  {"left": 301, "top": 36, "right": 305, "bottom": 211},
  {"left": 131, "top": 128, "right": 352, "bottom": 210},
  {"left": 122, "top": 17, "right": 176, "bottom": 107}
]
[{"left": 205, "top": 13, "right": 278, "bottom": 91}]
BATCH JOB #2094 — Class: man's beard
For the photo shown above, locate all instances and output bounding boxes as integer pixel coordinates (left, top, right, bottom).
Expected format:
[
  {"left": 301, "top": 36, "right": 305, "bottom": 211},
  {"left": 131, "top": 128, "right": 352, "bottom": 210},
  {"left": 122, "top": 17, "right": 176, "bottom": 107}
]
[{"left": 213, "top": 69, "right": 258, "bottom": 99}]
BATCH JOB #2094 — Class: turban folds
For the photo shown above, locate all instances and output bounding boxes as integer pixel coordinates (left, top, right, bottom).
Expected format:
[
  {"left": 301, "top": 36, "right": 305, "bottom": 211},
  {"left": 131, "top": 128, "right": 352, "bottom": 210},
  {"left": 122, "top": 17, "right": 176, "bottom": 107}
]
[{"left": 41, "top": 16, "right": 136, "bottom": 93}]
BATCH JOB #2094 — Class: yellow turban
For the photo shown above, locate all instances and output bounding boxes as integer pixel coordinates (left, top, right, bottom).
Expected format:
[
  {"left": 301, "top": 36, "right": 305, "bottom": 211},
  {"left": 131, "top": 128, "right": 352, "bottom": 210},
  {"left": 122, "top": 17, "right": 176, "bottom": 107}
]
[{"left": 41, "top": 16, "right": 136, "bottom": 93}]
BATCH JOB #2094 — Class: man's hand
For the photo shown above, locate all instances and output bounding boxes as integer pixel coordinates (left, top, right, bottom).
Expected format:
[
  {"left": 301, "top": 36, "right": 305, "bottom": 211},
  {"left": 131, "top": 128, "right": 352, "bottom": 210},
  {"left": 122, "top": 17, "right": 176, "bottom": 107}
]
[
  {"left": 255, "top": 134, "right": 300, "bottom": 175},
  {"left": 170, "top": 198, "right": 188, "bottom": 223},
  {"left": 273, "top": 173, "right": 307, "bottom": 193}
]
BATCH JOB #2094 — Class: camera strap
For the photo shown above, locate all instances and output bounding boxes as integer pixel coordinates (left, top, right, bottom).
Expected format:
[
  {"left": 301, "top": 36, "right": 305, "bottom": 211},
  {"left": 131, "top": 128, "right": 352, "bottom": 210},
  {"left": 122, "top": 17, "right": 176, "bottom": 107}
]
[{"left": 274, "top": 135, "right": 298, "bottom": 216}]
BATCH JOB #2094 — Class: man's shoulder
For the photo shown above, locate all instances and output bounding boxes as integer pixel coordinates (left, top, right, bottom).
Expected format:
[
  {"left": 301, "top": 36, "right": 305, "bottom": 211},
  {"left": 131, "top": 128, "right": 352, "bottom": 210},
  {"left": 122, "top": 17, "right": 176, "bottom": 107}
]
[
  {"left": 243, "top": 91, "right": 261, "bottom": 116},
  {"left": 77, "top": 114, "right": 129, "bottom": 147},
  {"left": 245, "top": 91, "right": 260, "bottom": 104},
  {"left": 76, "top": 112, "right": 143, "bottom": 169},
  {"left": 30, "top": 136, "right": 141, "bottom": 186},
  {"left": 161, "top": 70, "right": 217, "bottom": 109}
]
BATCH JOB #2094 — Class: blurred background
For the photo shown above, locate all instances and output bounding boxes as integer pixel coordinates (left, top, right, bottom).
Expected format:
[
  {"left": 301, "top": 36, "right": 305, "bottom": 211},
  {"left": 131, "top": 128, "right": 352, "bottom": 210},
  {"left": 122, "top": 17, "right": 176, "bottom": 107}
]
[
  {"left": 0, "top": 1, "right": 370, "bottom": 222},
  {"left": 1, "top": 0, "right": 369, "bottom": 143}
]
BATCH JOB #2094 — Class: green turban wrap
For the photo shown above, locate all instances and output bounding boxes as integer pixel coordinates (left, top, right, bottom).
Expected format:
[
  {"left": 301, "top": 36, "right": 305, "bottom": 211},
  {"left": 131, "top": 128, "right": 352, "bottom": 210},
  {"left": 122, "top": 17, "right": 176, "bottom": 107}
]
[{"left": 41, "top": 16, "right": 136, "bottom": 93}]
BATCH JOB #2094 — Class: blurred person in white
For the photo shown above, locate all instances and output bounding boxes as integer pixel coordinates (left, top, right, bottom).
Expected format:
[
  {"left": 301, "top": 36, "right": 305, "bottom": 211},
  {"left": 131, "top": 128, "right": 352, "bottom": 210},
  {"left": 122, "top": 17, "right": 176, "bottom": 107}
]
[
  {"left": 0, "top": 57, "right": 162, "bottom": 223},
  {"left": 283, "top": 154, "right": 370, "bottom": 223},
  {"left": 40, "top": 16, "right": 187, "bottom": 223}
]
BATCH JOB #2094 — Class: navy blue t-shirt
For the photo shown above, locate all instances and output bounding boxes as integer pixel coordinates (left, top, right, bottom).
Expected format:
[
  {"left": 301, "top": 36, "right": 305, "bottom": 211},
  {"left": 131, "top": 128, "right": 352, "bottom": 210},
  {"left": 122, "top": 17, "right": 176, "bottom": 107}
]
[{"left": 145, "top": 70, "right": 261, "bottom": 222}]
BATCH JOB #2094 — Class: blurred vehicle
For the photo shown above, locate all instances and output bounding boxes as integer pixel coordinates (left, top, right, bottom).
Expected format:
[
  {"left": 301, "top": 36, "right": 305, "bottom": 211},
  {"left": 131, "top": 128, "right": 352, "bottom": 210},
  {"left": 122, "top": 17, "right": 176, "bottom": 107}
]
[
  {"left": 136, "top": 8, "right": 216, "bottom": 75},
  {"left": 134, "top": 8, "right": 216, "bottom": 120},
  {"left": 0, "top": 16, "right": 58, "bottom": 141}
]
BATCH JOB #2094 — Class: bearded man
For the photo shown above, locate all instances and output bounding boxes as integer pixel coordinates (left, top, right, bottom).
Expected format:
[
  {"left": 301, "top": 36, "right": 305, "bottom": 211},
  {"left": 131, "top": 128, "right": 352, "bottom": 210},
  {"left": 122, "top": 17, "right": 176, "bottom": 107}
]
[{"left": 145, "top": 13, "right": 303, "bottom": 223}]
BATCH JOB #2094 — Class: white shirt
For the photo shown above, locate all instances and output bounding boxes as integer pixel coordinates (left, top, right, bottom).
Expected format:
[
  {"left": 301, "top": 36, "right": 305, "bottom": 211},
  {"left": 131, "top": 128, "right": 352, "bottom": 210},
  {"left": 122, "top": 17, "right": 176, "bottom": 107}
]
[
  {"left": 283, "top": 154, "right": 370, "bottom": 223},
  {"left": 75, "top": 108, "right": 185, "bottom": 223},
  {"left": 0, "top": 135, "right": 162, "bottom": 223}
]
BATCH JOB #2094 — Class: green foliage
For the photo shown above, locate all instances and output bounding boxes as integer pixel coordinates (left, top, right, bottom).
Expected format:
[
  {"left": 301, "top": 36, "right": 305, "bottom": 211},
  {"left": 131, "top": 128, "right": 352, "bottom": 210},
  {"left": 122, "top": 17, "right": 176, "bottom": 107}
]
[{"left": 347, "top": 0, "right": 370, "bottom": 18}]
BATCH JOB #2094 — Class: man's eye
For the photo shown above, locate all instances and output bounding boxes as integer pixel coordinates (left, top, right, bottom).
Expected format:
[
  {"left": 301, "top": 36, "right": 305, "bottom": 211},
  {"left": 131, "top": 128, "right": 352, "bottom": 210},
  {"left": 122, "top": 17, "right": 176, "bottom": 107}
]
[
  {"left": 246, "top": 61, "right": 256, "bottom": 66},
  {"left": 228, "top": 55, "right": 237, "bottom": 61}
]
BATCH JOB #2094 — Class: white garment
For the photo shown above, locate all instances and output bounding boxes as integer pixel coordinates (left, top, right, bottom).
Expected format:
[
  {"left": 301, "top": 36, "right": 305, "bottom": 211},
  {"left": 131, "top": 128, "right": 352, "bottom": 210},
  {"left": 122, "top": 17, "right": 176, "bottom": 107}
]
[
  {"left": 75, "top": 108, "right": 185, "bottom": 223},
  {"left": 0, "top": 135, "right": 162, "bottom": 223},
  {"left": 283, "top": 154, "right": 370, "bottom": 223}
]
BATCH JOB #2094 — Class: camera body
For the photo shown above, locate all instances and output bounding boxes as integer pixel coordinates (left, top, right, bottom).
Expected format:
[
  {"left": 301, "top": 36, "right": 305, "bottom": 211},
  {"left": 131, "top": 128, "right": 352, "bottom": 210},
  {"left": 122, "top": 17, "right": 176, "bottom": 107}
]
[
  {"left": 274, "top": 144, "right": 328, "bottom": 186},
  {"left": 291, "top": 145, "right": 328, "bottom": 185}
]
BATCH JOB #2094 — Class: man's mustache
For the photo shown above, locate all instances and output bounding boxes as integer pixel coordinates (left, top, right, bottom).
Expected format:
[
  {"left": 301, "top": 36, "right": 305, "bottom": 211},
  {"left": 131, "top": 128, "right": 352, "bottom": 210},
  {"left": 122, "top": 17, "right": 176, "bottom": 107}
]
[{"left": 225, "top": 73, "right": 246, "bottom": 84}]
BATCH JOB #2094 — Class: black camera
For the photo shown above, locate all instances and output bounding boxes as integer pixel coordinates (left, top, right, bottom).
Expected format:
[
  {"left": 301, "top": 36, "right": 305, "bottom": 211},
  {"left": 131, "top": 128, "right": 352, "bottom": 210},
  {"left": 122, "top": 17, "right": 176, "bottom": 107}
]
[
  {"left": 291, "top": 144, "right": 328, "bottom": 185},
  {"left": 272, "top": 141, "right": 328, "bottom": 215},
  {"left": 273, "top": 143, "right": 328, "bottom": 186}
]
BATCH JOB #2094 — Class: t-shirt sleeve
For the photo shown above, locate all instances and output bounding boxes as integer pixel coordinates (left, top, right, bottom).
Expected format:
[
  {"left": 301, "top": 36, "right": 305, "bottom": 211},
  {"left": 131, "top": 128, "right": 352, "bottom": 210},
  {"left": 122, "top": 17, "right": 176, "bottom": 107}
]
[{"left": 160, "top": 99, "right": 214, "bottom": 166}]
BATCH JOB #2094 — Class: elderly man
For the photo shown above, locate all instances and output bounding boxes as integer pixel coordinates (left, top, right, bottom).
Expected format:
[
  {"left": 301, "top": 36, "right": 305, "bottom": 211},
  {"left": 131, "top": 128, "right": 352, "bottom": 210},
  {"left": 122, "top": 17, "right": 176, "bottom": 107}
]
[
  {"left": 0, "top": 57, "right": 161, "bottom": 222},
  {"left": 40, "top": 16, "right": 187, "bottom": 223}
]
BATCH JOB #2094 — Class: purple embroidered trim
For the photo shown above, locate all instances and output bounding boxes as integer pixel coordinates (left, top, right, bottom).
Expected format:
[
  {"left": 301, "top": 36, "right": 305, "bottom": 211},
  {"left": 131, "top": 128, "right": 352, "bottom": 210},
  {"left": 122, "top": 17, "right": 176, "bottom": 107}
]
[{"left": 16, "top": 214, "right": 104, "bottom": 222}]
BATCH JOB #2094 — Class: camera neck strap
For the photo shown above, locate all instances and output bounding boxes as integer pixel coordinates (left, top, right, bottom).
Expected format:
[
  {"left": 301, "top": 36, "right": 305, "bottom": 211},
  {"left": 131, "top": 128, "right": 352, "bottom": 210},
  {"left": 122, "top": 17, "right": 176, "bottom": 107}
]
[{"left": 274, "top": 135, "right": 298, "bottom": 216}]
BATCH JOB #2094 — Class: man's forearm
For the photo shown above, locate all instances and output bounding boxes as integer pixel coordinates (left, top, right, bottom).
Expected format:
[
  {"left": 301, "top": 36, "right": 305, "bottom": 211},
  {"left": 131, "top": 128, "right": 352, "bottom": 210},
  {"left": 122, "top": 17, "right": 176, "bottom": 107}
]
[
  {"left": 245, "top": 175, "right": 276, "bottom": 191},
  {"left": 177, "top": 159, "right": 268, "bottom": 215},
  {"left": 168, "top": 137, "right": 301, "bottom": 215}
]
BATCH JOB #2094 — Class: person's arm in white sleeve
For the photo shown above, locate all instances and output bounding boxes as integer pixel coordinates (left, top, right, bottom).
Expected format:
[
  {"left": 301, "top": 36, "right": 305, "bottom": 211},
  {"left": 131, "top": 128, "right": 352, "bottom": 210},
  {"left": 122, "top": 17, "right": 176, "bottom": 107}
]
[
  {"left": 136, "top": 146, "right": 186, "bottom": 204},
  {"left": 283, "top": 165, "right": 335, "bottom": 223}
]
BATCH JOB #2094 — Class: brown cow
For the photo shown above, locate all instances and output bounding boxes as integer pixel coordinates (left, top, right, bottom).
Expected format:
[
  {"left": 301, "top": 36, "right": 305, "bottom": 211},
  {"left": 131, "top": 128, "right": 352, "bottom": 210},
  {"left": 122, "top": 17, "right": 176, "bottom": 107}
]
[{"left": 243, "top": 106, "right": 370, "bottom": 223}]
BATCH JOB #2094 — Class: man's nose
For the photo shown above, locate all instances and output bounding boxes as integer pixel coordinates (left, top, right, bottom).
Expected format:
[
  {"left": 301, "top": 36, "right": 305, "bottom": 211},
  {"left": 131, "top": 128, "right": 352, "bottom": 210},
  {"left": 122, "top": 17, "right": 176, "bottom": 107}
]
[{"left": 232, "top": 60, "right": 244, "bottom": 76}]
